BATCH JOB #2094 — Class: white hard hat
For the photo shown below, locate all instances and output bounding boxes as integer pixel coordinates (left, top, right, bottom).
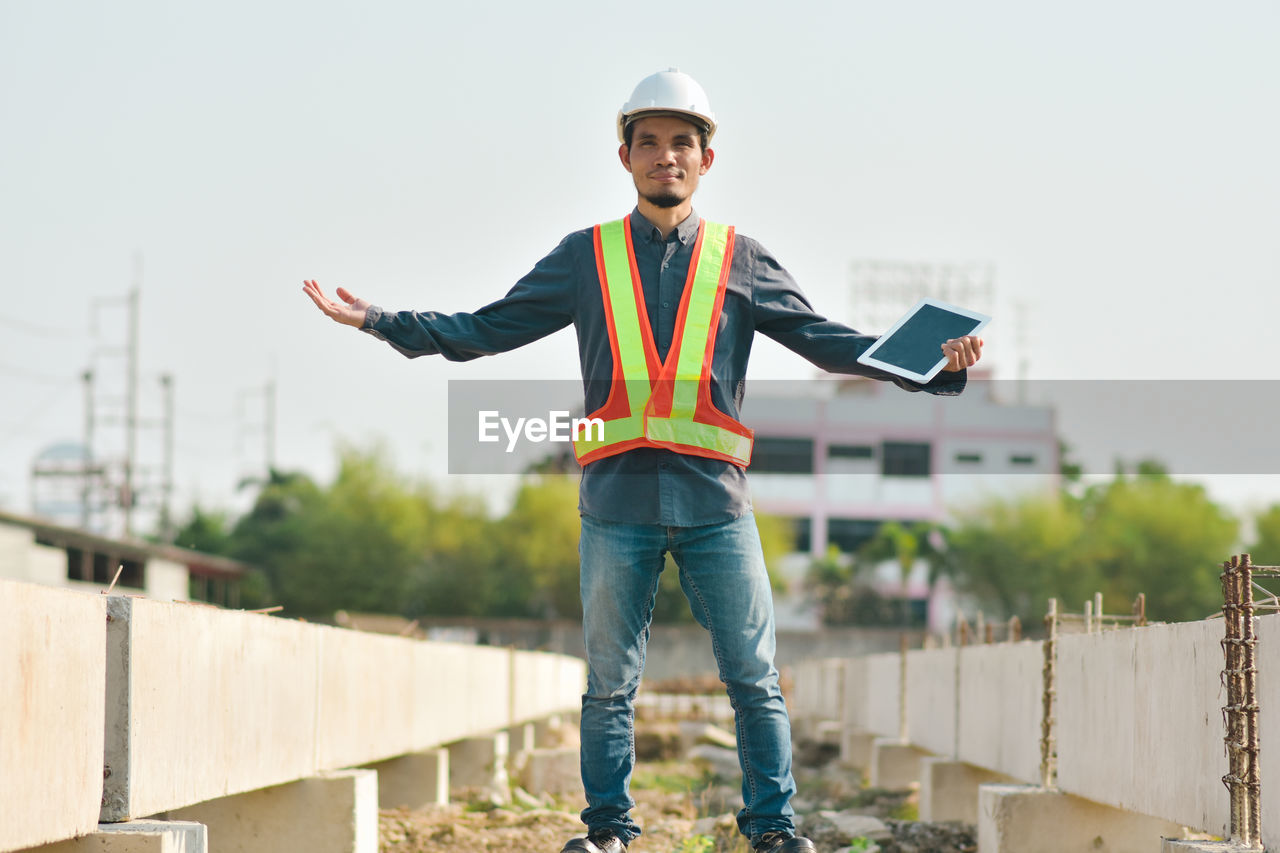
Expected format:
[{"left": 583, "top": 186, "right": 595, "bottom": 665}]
[{"left": 617, "top": 68, "right": 717, "bottom": 144}]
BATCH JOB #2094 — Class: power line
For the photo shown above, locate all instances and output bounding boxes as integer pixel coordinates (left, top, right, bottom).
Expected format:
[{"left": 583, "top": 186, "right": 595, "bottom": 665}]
[
  {"left": 0, "top": 380, "right": 77, "bottom": 442},
  {"left": 0, "top": 313, "right": 84, "bottom": 338},
  {"left": 0, "top": 362, "right": 78, "bottom": 384}
]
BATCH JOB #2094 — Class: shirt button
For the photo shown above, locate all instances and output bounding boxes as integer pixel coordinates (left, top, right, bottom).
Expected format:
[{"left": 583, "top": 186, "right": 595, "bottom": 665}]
[{"left": 662, "top": 301, "right": 670, "bottom": 308}]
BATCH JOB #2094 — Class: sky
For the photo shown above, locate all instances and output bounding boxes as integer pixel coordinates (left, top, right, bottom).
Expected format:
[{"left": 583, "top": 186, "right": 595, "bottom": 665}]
[{"left": 1, "top": 1, "right": 1278, "bottom": 533}]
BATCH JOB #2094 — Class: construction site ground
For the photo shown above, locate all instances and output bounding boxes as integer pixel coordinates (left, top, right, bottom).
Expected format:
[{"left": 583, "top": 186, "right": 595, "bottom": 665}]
[{"left": 377, "top": 713, "right": 976, "bottom": 853}]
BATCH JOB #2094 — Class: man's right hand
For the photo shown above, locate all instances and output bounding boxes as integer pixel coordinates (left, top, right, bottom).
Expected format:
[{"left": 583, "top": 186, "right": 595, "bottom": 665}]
[{"left": 302, "top": 280, "right": 370, "bottom": 328}]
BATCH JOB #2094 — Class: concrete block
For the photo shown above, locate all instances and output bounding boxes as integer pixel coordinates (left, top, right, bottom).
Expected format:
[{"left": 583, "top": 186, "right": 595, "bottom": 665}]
[
  {"left": 1056, "top": 620, "right": 1228, "bottom": 835},
  {"left": 1161, "top": 842, "right": 1252, "bottom": 852},
  {"left": 978, "top": 784, "right": 1184, "bottom": 853},
  {"left": 813, "top": 720, "right": 842, "bottom": 746},
  {"left": 0, "top": 581, "right": 107, "bottom": 852},
  {"left": 905, "top": 648, "right": 957, "bottom": 756},
  {"left": 839, "top": 728, "right": 876, "bottom": 771},
  {"left": 1256, "top": 613, "right": 1280, "bottom": 853},
  {"left": 864, "top": 654, "right": 902, "bottom": 738},
  {"left": 956, "top": 641, "right": 1043, "bottom": 785},
  {"left": 448, "top": 733, "right": 510, "bottom": 793},
  {"left": 168, "top": 769, "right": 376, "bottom": 853},
  {"left": 917, "top": 757, "right": 1010, "bottom": 823},
  {"left": 364, "top": 749, "right": 449, "bottom": 809},
  {"left": 31, "top": 821, "right": 207, "bottom": 853},
  {"left": 868, "top": 739, "right": 930, "bottom": 790},
  {"left": 517, "top": 747, "right": 583, "bottom": 797}
]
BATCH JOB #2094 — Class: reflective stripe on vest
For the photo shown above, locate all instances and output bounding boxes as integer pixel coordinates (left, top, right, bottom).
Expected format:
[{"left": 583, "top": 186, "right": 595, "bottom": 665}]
[{"left": 572, "top": 216, "right": 754, "bottom": 467}]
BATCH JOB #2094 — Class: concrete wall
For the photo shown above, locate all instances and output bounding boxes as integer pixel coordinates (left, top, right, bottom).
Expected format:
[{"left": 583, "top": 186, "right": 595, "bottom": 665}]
[
  {"left": 956, "top": 641, "right": 1043, "bottom": 784},
  {"left": 1258, "top": 614, "right": 1280, "bottom": 852},
  {"left": 905, "top": 647, "right": 956, "bottom": 756},
  {"left": 0, "top": 524, "right": 64, "bottom": 586},
  {"left": 864, "top": 652, "right": 902, "bottom": 739},
  {"left": 144, "top": 558, "right": 190, "bottom": 603},
  {"left": 794, "top": 614, "right": 1280, "bottom": 841},
  {"left": 102, "top": 595, "right": 586, "bottom": 822},
  {"left": 1056, "top": 619, "right": 1228, "bottom": 836},
  {"left": 0, "top": 581, "right": 107, "bottom": 852}
]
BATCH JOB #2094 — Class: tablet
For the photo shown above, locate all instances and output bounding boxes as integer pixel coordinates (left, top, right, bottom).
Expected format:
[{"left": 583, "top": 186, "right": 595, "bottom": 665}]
[{"left": 856, "top": 297, "right": 991, "bottom": 383}]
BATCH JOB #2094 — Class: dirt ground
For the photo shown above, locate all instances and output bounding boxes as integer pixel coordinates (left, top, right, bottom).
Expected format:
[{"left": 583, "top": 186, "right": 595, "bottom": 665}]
[{"left": 376, "top": 723, "right": 937, "bottom": 853}]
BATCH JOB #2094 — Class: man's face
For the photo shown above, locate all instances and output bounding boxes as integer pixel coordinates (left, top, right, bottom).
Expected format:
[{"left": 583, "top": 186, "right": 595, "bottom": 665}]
[{"left": 619, "top": 114, "right": 714, "bottom": 210}]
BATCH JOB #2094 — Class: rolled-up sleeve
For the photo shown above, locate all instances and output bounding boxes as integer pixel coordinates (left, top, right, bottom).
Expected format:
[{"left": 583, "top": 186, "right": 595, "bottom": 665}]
[
  {"left": 361, "top": 234, "right": 579, "bottom": 361},
  {"left": 748, "top": 238, "right": 965, "bottom": 395}
]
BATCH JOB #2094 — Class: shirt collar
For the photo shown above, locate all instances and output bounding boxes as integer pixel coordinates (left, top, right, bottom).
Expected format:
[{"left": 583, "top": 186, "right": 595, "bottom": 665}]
[{"left": 631, "top": 208, "right": 701, "bottom": 246}]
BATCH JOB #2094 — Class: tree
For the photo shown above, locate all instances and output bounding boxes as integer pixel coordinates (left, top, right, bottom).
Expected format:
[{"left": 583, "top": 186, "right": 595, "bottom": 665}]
[
  {"left": 945, "top": 460, "right": 1238, "bottom": 625},
  {"left": 1075, "top": 464, "right": 1236, "bottom": 622},
  {"left": 1247, "top": 504, "right": 1280, "bottom": 566}
]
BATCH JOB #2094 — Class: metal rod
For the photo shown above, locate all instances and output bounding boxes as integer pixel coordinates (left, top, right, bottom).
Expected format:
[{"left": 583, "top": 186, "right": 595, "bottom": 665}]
[{"left": 1041, "top": 598, "right": 1058, "bottom": 789}]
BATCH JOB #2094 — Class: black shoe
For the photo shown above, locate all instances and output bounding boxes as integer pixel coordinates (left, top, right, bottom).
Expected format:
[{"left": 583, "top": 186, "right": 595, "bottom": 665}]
[
  {"left": 753, "top": 831, "right": 816, "bottom": 853},
  {"left": 559, "top": 829, "right": 627, "bottom": 853}
]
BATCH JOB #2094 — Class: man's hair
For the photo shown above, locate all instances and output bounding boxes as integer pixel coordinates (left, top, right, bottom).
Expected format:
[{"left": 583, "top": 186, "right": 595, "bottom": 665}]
[{"left": 623, "top": 114, "right": 709, "bottom": 152}]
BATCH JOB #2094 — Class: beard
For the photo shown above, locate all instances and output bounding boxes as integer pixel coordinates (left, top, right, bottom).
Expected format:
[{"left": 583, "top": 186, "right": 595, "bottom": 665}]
[{"left": 641, "top": 189, "right": 685, "bottom": 209}]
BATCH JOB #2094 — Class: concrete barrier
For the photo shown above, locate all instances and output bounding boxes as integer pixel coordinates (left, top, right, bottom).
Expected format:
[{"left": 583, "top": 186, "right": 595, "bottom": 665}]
[
  {"left": 1056, "top": 619, "right": 1227, "bottom": 835},
  {"left": 905, "top": 647, "right": 956, "bottom": 756},
  {"left": 956, "top": 641, "right": 1043, "bottom": 784},
  {"left": 863, "top": 652, "right": 901, "bottom": 739},
  {"left": 0, "top": 581, "right": 107, "bottom": 853},
  {"left": 1258, "top": 614, "right": 1280, "bottom": 852},
  {"left": 100, "top": 594, "right": 585, "bottom": 822},
  {"left": 793, "top": 614, "right": 1280, "bottom": 843}
]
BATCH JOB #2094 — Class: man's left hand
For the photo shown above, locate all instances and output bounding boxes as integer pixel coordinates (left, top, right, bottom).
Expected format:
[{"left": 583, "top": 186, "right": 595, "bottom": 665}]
[{"left": 941, "top": 335, "right": 983, "bottom": 372}]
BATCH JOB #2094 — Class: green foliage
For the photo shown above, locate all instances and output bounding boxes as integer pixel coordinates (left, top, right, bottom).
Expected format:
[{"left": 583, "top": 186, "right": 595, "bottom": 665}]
[
  {"left": 1248, "top": 504, "right": 1280, "bottom": 565},
  {"left": 678, "top": 836, "right": 715, "bottom": 853},
  {"left": 171, "top": 445, "right": 802, "bottom": 623},
  {"left": 947, "top": 460, "right": 1239, "bottom": 624},
  {"left": 170, "top": 505, "right": 235, "bottom": 556}
]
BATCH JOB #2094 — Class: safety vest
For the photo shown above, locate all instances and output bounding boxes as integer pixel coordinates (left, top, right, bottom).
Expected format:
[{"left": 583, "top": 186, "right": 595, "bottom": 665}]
[{"left": 572, "top": 216, "right": 755, "bottom": 467}]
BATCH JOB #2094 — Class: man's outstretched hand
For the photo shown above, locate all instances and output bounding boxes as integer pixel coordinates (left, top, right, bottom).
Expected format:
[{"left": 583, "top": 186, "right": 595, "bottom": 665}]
[
  {"left": 302, "top": 280, "right": 370, "bottom": 328},
  {"left": 941, "top": 335, "right": 983, "bottom": 372}
]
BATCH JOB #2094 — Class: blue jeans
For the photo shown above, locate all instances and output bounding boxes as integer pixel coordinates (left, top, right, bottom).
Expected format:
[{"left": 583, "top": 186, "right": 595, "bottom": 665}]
[{"left": 577, "top": 511, "right": 796, "bottom": 844}]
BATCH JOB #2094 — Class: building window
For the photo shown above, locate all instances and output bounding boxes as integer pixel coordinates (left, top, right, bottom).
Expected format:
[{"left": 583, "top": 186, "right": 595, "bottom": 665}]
[
  {"left": 827, "top": 518, "right": 882, "bottom": 552},
  {"left": 829, "top": 444, "right": 875, "bottom": 460},
  {"left": 790, "top": 517, "right": 812, "bottom": 553},
  {"left": 882, "top": 442, "right": 931, "bottom": 477},
  {"left": 955, "top": 452, "right": 982, "bottom": 464},
  {"left": 750, "top": 437, "right": 814, "bottom": 474},
  {"left": 1010, "top": 454, "right": 1037, "bottom": 466}
]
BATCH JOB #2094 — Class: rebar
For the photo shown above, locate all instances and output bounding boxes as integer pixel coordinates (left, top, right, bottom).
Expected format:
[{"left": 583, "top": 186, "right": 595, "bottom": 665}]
[
  {"left": 1040, "top": 598, "right": 1058, "bottom": 789},
  {"left": 1220, "top": 554, "right": 1263, "bottom": 847}
]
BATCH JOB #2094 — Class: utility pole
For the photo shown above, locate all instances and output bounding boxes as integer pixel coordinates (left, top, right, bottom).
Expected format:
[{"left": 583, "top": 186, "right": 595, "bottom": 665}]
[
  {"left": 237, "top": 380, "right": 278, "bottom": 486},
  {"left": 123, "top": 259, "right": 141, "bottom": 537}
]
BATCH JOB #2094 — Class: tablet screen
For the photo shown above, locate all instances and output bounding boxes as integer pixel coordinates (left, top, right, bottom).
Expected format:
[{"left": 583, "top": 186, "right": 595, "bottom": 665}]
[{"left": 856, "top": 298, "right": 990, "bottom": 382}]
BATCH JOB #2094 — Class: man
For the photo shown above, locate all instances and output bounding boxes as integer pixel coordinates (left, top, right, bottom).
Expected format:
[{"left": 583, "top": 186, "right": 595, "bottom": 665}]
[{"left": 304, "top": 68, "right": 982, "bottom": 853}]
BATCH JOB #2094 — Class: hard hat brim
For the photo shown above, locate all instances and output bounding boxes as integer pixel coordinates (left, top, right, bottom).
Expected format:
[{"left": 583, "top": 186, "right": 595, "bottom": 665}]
[{"left": 617, "top": 108, "right": 717, "bottom": 144}]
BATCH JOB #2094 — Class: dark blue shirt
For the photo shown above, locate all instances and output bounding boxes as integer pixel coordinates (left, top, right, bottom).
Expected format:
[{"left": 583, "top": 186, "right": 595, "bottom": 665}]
[{"left": 363, "top": 209, "right": 965, "bottom": 526}]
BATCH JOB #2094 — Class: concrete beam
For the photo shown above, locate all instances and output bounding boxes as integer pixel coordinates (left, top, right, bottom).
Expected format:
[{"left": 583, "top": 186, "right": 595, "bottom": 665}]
[
  {"left": 448, "top": 733, "right": 510, "bottom": 796},
  {"left": 0, "top": 581, "right": 107, "bottom": 852},
  {"left": 917, "top": 758, "right": 1010, "bottom": 823},
  {"left": 868, "top": 739, "right": 930, "bottom": 790},
  {"left": 956, "top": 641, "right": 1043, "bottom": 785},
  {"left": 31, "top": 821, "right": 207, "bottom": 853},
  {"left": 168, "top": 770, "right": 376, "bottom": 853},
  {"left": 839, "top": 728, "right": 876, "bottom": 772},
  {"left": 516, "top": 747, "right": 583, "bottom": 798},
  {"left": 1056, "top": 620, "right": 1228, "bottom": 836},
  {"left": 978, "top": 784, "right": 1183, "bottom": 853},
  {"left": 905, "top": 648, "right": 957, "bottom": 756},
  {"left": 364, "top": 749, "right": 448, "bottom": 809}
]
